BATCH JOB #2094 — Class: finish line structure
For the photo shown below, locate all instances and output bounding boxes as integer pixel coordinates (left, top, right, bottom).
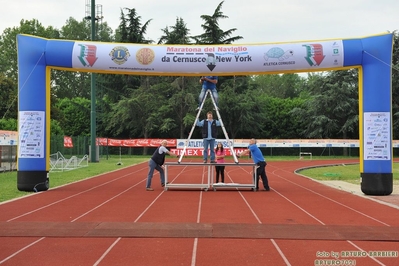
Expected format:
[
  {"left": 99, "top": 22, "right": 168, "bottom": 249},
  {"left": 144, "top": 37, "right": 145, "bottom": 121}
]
[
  {"left": 17, "top": 32, "right": 394, "bottom": 195},
  {"left": 164, "top": 162, "right": 257, "bottom": 191}
]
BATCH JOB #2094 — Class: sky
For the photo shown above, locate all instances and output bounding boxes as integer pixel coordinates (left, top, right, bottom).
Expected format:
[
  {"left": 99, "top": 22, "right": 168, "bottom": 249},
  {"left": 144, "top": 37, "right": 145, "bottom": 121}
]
[{"left": 1, "top": 0, "right": 398, "bottom": 44}]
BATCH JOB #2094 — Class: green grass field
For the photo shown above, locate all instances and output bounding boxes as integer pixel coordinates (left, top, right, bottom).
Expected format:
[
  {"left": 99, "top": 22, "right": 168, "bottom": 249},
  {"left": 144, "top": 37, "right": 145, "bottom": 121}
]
[
  {"left": 0, "top": 156, "right": 149, "bottom": 202},
  {"left": 1, "top": 156, "right": 397, "bottom": 203}
]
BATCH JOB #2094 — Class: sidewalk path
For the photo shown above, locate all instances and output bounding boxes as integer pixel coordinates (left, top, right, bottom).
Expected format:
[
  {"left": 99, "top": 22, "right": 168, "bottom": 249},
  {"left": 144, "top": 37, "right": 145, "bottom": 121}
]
[{"left": 320, "top": 180, "right": 399, "bottom": 210}]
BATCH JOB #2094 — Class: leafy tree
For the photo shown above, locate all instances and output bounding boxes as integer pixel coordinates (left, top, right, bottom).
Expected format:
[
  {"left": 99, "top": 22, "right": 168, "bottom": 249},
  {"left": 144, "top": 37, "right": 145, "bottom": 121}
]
[
  {"left": 392, "top": 31, "right": 399, "bottom": 139},
  {"left": 291, "top": 70, "right": 359, "bottom": 139},
  {"left": 106, "top": 86, "right": 167, "bottom": 140},
  {"left": 193, "top": 1, "right": 243, "bottom": 44},
  {"left": 158, "top": 17, "right": 192, "bottom": 45},
  {"left": 0, "top": 73, "right": 17, "bottom": 119},
  {"left": 262, "top": 96, "right": 305, "bottom": 138},
  {"left": 0, "top": 19, "right": 60, "bottom": 82},
  {"left": 250, "top": 74, "right": 306, "bottom": 99},
  {"left": 55, "top": 97, "right": 91, "bottom": 136},
  {"left": 117, "top": 8, "right": 153, "bottom": 44},
  {"left": 0, "top": 118, "right": 17, "bottom": 131},
  {"left": 157, "top": 17, "right": 199, "bottom": 138}
]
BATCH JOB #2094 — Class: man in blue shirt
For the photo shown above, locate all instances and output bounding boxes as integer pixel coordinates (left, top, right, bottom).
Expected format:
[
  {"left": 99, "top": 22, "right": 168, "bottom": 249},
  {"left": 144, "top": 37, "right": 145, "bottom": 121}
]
[
  {"left": 196, "top": 111, "right": 221, "bottom": 163},
  {"left": 238, "top": 138, "right": 270, "bottom": 191},
  {"left": 197, "top": 76, "right": 218, "bottom": 110}
]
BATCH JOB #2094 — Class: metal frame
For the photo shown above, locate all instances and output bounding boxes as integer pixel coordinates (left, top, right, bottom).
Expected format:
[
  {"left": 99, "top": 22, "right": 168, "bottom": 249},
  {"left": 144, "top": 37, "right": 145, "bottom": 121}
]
[
  {"left": 178, "top": 90, "right": 238, "bottom": 163},
  {"left": 299, "top": 152, "right": 312, "bottom": 160},
  {"left": 164, "top": 162, "right": 256, "bottom": 191}
]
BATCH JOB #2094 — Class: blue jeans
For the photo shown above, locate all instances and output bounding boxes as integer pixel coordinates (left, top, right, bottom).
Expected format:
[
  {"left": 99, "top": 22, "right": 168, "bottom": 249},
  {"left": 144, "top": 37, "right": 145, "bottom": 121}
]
[
  {"left": 203, "top": 138, "right": 216, "bottom": 161},
  {"left": 146, "top": 159, "right": 165, "bottom": 188},
  {"left": 199, "top": 88, "right": 218, "bottom": 107}
]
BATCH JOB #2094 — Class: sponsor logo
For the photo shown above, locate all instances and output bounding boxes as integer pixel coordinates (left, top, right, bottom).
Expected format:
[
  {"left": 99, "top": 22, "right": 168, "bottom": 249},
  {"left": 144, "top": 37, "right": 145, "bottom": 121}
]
[{"left": 109, "top": 46, "right": 130, "bottom": 65}]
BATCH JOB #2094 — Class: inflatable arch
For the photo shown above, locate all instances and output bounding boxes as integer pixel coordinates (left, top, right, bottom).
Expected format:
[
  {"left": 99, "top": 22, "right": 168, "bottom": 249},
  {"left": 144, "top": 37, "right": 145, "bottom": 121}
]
[{"left": 17, "top": 33, "right": 394, "bottom": 195}]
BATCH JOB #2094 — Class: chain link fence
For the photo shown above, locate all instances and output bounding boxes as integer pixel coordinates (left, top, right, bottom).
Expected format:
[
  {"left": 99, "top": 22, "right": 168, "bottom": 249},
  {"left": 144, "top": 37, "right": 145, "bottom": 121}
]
[{"left": 0, "top": 146, "right": 17, "bottom": 172}]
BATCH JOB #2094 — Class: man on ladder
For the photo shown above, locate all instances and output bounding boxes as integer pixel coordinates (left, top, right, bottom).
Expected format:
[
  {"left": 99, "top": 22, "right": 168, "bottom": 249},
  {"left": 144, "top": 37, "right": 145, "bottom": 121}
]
[
  {"left": 196, "top": 111, "right": 220, "bottom": 163},
  {"left": 178, "top": 76, "right": 239, "bottom": 164},
  {"left": 197, "top": 76, "right": 219, "bottom": 111}
]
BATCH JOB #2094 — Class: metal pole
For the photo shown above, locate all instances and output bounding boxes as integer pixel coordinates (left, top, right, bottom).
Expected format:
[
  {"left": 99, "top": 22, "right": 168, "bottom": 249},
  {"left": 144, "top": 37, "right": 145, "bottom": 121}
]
[{"left": 90, "top": 0, "right": 98, "bottom": 162}]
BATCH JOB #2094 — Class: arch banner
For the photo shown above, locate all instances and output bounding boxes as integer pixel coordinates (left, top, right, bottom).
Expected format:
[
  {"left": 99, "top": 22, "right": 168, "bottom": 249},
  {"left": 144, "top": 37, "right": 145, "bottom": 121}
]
[{"left": 17, "top": 33, "right": 394, "bottom": 195}]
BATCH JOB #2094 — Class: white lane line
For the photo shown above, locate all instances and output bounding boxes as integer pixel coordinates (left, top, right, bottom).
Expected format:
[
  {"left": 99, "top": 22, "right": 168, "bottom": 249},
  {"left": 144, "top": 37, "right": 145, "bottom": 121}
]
[
  {"left": 191, "top": 163, "right": 207, "bottom": 266},
  {"left": 93, "top": 238, "right": 121, "bottom": 266},
  {"left": 347, "top": 240, "right": 386, "bottom": 266},
  {"left": 71, "top": 180, "right": 145, "bottom": 222},
  {"left": 7, "top": 167, "right": 147, "bottom": 222},
  {"left": 271, "top": 239, "right": 292, "bottom": 266},
  {"left": 134, "top": 165, "right": 189, "bottom": 223},
  {"left": 272, "top": 189, "right": 326, "bottom": 225},
  {"left": 272, "top": 168, "right": 391, "bottom": 226},
  {"left": 0, "top": 237, "right": 45, "bottom": 264},
  {"left": 238, "top": 190, "right": 262, "bottom": 224},
  {"left": 191, "top": 238, "right": 199, "bottom": 266}
]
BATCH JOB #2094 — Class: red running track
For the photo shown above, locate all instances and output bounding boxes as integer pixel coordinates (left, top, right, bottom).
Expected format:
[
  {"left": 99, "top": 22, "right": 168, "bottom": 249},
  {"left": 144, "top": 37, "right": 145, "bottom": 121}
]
[{"left": 0, "top": 159, "right": 398, "bottom": 266}]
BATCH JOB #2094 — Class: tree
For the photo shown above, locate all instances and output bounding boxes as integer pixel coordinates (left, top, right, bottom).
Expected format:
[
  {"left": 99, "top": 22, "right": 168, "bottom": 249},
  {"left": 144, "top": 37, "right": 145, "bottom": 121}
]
[
  {"left": 193, "top": 1, "right": 243, "bottom": 44},
  {"left": 0, "top": 73, "right": 17, "bottom": 119},
  {"left": 291, "top": 70, "right": 359, "bottom": 139},
  {"left": 117, "top": 8, "right": 153, "bottom": 44},
  {"left": 107, "top": 86, "right": 167, "bottom": 140},
  {"left": 55, "top": 97, "right": 91, "bottom": 136},
  {"left": 157, "top": 17, "right": 198, "bottom": 138},
  {"left": 250, "top": 74, "right": 306, "bottom": 99},
  {"left": 0, "top": 19, "right": 60, "bottom": 82},
  {"left": 391, "top": 31, "right": 399, "bottom": 139},
  {"left": 158, "top": 17, "right": 192, "bottom": 45}
]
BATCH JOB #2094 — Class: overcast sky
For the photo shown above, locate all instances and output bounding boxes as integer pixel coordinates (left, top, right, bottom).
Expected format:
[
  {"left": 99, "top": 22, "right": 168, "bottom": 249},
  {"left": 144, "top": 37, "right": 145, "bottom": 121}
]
[{"left": 1, "top": 0, "right": 398, "bottom": 44}]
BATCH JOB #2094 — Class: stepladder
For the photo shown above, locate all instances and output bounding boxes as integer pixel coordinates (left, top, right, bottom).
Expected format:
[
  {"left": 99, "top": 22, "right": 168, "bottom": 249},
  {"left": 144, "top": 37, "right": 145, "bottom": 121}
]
[{"left": 178, "top": 89, "right": 238, "bottom": 163}]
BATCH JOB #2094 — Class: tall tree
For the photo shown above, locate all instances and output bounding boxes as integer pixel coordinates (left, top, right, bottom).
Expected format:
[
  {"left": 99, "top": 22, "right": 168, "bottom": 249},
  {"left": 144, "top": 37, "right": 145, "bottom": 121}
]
[
  {"left": 158, "top": 17, "right": 191, "bottom": 45},
  {"left": 157, "top": 17, "right": 198, "bottom": 138},
  {"left": 193, "top": 1, "right": 243, "bottom": 44},
  {"left": 250, "top": 74, "right": 306, "bottom": 99},
  {"left": 0, "top": 19, "right": 60, "bottom": 81},
  {"left": 0, "top": 73, "right": 17, "bottom": 119},
  {"left": 291, "top": 70, "right": 359, "bottom": 139},
  {"left": 55, "top": 97, "right": 91, "bottom": 136},
  {"left": 117, "top": 8, "right": 153, "bottom": 44},
  {"left": 391, "top": 31, "right": 399, "bottom": 139}
]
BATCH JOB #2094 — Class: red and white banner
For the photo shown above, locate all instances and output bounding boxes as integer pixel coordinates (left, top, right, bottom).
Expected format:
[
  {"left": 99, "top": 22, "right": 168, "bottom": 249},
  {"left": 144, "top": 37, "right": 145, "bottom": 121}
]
[
  {"left": 64, "top": 136, "right": 73, "bottom": 148},
  {"left": 170, "top": 148, "right": 247, "bottom": 156},
  {"left": 96, "top": 138, "right": 176, "bottom": 147}
]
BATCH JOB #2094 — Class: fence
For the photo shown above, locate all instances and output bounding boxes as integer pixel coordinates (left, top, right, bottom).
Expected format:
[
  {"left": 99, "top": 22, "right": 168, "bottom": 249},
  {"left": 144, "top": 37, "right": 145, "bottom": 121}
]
[{"left": 0, "top": 146, "right": 17, "bottom": 172}]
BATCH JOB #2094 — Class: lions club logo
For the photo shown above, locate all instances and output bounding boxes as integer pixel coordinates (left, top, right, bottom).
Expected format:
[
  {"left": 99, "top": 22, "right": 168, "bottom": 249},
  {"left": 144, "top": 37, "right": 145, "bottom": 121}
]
[{"left": 109, "top": 46, "right": 130, "bottom": 65}]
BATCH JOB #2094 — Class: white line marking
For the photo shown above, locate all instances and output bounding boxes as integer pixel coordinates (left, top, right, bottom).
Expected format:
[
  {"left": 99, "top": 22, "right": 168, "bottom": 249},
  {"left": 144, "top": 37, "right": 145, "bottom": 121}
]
[
  {"left": 238, "top": 190, "right": 262, "bottom": 224},
  {"left": 93, "top": 237, "right": 121, "bottom": 266},
  {"left": 0, "top": 237, "right": 45, "bottom": 264},
  {"left": 273, "top": 168, "right": 391, "bottom": 226},
  {"left": 271, "top": 239, "right": 292, "bottom": 266},
  {"left": 134, "top": 165, "right": 188, "bottom": 223},
  {"left": 71, "top": 180, "right": 145, "bottom": 222},
  {"left": 191, "top": 238, "right": 199, "bottom": 266},
  {"left": 272, "top": 189, "right": 326, "bottom": 225},
  {"left": 347, "top": 240, "right": 386, "bottom": 266},
  {"left": 7, "top": 167, "right": 147, "bottom": 222}
]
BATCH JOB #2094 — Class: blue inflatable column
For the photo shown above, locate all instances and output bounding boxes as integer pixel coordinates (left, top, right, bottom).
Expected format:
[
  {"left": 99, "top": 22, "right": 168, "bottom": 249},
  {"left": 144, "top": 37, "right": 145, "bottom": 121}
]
[
  {"left": 17, "top": 35, "right": 49, "bottom": 192},
  {"left": 360, "top": 34, "right": 394, "bottom": 195}
]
